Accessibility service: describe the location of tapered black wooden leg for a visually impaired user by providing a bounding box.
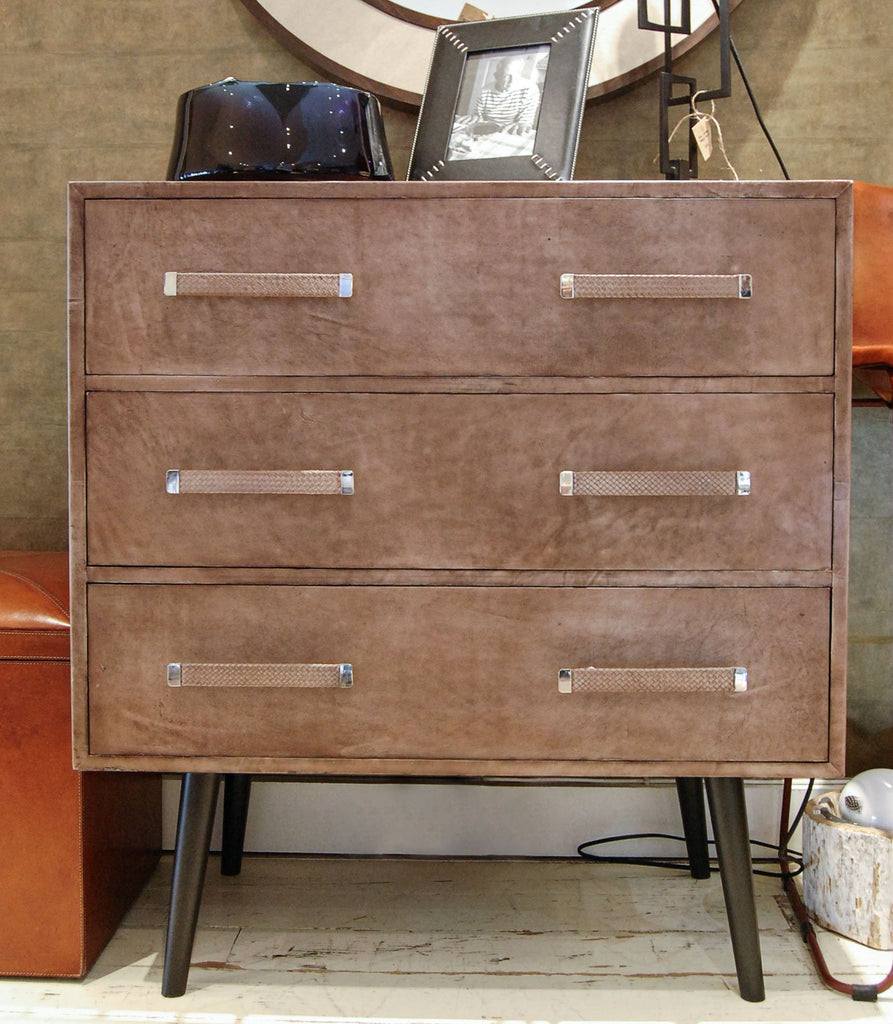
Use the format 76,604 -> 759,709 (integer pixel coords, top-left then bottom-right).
705,777 -> 765,1002
675,777 -> 711,879
162,772 -> 221,998
221,774 -> 252,876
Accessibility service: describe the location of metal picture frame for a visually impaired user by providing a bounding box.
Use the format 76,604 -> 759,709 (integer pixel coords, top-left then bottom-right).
407,8 -> 599,181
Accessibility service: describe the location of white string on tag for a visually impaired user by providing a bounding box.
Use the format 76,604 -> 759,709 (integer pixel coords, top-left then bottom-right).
664,91 -> 739,180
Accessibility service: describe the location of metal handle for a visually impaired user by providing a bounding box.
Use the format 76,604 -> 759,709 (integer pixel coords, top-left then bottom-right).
559,470 -> 750,497
558,666 -> 748,694
168,662 -> 353,688
164,271 -> 353,299
166,469 -> 354,495
560,273 -> 752,300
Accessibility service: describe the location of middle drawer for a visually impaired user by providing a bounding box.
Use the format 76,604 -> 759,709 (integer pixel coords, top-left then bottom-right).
86,391 -> 833,571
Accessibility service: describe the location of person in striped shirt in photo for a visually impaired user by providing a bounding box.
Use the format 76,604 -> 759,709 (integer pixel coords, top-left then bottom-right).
472,60 -> 540,137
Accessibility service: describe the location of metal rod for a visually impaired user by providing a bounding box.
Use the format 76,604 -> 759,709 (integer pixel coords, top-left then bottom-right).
221,774 -> 253,877
162,773 -> 221,998
778,778 -> 893,999
705,777 -> 766,1002
676,778 -> 712,879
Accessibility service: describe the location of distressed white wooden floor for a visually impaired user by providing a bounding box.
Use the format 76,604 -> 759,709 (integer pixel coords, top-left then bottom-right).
1,855 -> 892,1024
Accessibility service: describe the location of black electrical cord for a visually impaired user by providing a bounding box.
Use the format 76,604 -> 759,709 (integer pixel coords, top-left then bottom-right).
578,831 -> 707,872
577,782 -> 814,881
577,832 -> 804,880
710,0 -> 791,180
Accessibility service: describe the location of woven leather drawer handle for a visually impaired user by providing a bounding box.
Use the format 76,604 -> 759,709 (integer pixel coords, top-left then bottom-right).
167,662 -> 353,688
559,470 -> 750,497
166,469 -> 354,495
559,273 -> 752,300
164,271 -> 353,299
559,666 -> 748,694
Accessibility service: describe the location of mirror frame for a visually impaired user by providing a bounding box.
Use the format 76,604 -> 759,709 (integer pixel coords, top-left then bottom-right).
358,1 -> 611,31
239,0 -> 742,109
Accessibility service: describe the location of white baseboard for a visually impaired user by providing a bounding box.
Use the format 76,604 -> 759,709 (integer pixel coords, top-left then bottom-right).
161,777 -> 838,857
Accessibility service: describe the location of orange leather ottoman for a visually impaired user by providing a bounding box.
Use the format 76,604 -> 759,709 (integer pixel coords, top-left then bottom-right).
0,551 -> 161,977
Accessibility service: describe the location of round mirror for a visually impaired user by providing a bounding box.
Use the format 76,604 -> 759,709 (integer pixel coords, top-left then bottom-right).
360,1 -> 599,29
240,0 -> 739,107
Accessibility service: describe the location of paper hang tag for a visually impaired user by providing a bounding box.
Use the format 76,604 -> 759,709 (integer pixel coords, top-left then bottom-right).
692,116 -> 713,161
459,3 -> 490,19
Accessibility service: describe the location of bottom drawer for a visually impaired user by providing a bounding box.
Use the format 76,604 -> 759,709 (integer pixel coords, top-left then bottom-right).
85,584 -> 831,769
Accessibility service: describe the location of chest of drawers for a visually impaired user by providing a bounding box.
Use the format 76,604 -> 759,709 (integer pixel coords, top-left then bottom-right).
69,179 -> 851,779
68,179 -> 852,998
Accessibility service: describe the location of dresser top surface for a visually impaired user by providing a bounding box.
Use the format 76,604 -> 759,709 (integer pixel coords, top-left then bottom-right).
68,179 -> 853,203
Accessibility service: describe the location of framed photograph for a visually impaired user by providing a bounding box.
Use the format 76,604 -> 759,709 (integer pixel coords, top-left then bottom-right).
408,8 -> 599,181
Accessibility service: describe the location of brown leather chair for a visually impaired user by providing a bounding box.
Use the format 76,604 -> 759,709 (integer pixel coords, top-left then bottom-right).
852,181 -> 893,405
847,182 -> 893,774
0,550 -> 161,977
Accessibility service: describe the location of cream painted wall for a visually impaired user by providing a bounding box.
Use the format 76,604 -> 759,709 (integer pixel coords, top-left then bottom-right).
1,3 -> 891,849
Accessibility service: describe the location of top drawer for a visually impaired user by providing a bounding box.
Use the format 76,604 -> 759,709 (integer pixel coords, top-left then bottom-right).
82,195 -> 836,377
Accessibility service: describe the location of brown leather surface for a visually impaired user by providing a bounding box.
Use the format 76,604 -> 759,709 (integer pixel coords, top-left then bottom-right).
88,565 -> 833,587
0,662 -> 161,977
85,391 -> 833,572
69,182 -> 850,777
0,550 -> 70,659
851,181 -> 893,402
83,195 -> 836,378
86,583 -> 831,766
852,181 -> 893,365
0,551 -> 160,978
0,659 -> 85,976
79,770 -> 162,971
